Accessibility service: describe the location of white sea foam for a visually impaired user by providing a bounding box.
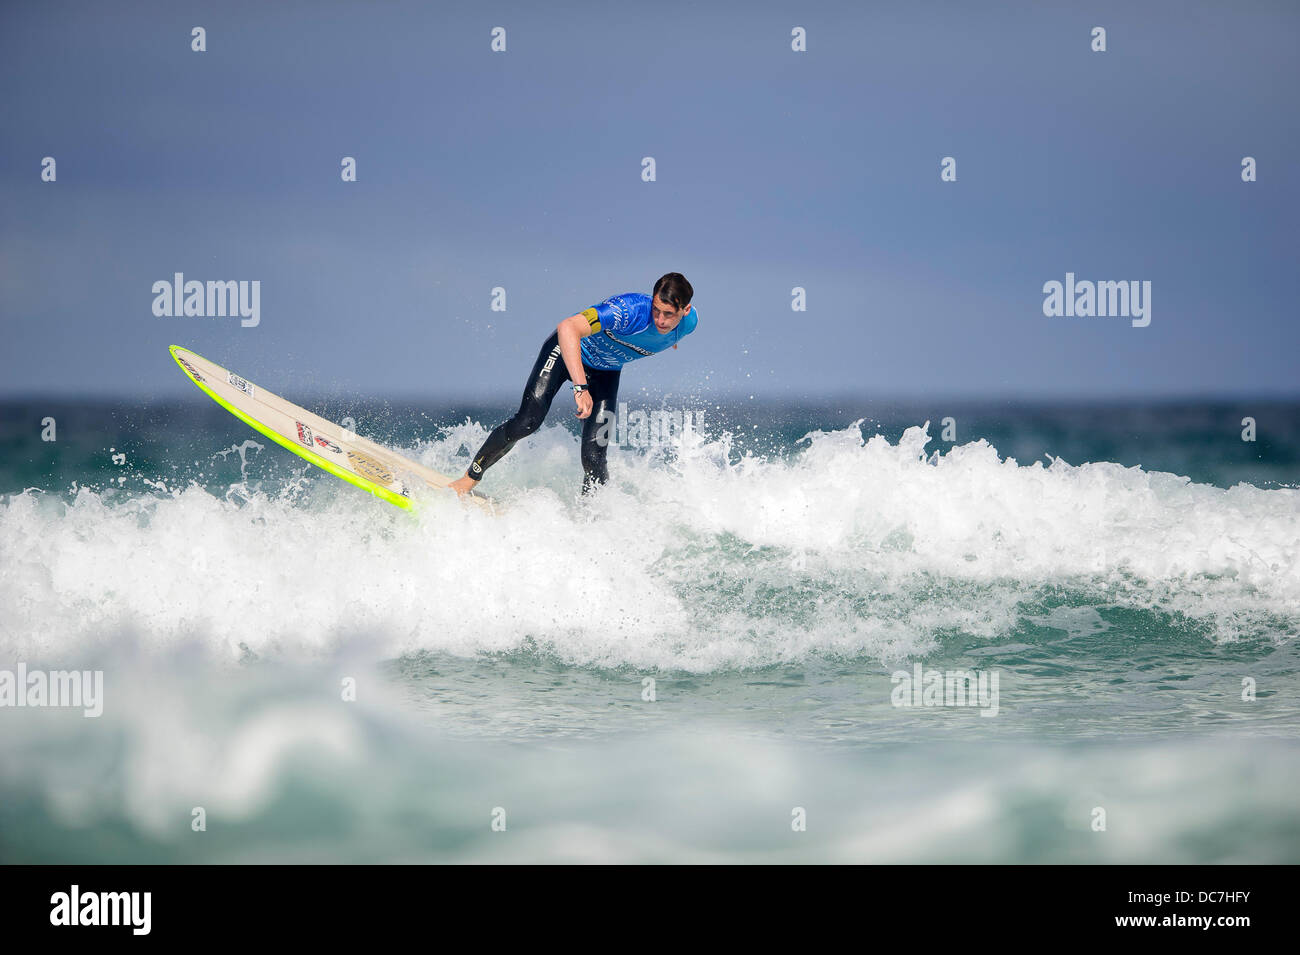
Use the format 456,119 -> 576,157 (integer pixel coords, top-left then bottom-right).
1,421 -> 1297,669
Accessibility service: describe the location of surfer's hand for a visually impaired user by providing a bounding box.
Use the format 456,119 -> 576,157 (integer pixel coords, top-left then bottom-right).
574,390 -> 593,419
449,474 -> 479,497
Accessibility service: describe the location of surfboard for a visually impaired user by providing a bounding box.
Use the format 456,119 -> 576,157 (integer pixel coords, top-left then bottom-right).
169,345 -> 493,512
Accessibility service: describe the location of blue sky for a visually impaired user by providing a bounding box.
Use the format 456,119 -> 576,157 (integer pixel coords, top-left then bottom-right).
2,0 -> 1297,400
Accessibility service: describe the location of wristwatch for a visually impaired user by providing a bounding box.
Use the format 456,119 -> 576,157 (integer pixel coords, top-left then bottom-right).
573,383 -> 589,394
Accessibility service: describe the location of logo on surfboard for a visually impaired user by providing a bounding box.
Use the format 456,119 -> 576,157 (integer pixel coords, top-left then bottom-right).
346,450 -> 395,485
297,421 -> 345,456
227,372 -> 255,398
176,356 -> 206,382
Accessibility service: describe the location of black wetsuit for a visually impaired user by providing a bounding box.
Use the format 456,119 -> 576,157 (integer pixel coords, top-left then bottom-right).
467,331 -> 620,493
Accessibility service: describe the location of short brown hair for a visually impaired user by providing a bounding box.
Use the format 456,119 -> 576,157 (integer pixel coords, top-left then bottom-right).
653,272 -> 694,310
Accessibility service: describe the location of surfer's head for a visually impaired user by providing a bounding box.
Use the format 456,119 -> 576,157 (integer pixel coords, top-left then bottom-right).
652,273 -> 693,332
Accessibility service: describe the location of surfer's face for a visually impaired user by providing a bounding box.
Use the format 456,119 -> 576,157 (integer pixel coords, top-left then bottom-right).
651,295 -> 689,333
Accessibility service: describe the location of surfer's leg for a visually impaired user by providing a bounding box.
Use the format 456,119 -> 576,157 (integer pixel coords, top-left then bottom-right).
580,366 -> 621,493
465,332 -> 569,481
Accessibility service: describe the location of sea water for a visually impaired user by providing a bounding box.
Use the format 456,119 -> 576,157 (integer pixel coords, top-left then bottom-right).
1,398 -> 1298,863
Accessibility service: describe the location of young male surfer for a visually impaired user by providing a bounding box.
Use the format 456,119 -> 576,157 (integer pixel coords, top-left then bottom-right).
449,272 -> 699,496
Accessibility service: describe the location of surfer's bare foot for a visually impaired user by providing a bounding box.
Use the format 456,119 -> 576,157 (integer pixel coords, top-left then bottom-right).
449,474 -> 479,497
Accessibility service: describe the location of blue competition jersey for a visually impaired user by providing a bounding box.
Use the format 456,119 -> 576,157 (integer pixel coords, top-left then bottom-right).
578,292 -> 699,370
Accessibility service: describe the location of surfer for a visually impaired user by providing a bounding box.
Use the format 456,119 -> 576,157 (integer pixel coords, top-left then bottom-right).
450,272 -> 699,496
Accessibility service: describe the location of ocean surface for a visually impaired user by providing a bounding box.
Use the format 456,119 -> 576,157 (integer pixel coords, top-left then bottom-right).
1,396 -> 1298,863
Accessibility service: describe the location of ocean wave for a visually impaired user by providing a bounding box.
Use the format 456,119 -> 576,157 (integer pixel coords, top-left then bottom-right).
2,421 -> 1297,669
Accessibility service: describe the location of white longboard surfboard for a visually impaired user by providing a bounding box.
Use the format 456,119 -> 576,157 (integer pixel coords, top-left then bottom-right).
170,345 -> 493,512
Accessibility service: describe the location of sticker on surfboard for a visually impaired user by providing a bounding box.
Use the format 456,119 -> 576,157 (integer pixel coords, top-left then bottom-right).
226,372 -> 255,398
168,345 -> 493,513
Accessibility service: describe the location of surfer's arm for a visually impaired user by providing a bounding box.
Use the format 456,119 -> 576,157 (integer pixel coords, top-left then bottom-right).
556,311 -> 599,385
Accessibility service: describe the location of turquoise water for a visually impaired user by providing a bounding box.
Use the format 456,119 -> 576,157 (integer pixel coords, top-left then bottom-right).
1,398 -> 1298,862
